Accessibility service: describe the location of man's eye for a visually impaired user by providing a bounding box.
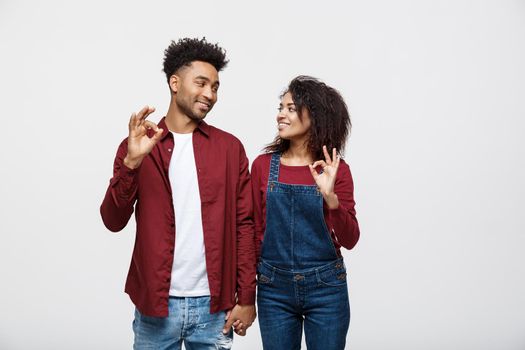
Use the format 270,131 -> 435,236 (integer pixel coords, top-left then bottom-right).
196,82 -> 205,87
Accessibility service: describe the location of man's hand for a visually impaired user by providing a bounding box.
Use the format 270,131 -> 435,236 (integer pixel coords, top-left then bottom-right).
123,106 -> 163,169
222,304 -> 256,336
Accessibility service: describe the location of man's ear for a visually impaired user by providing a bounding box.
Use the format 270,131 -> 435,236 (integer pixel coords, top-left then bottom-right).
169,75 -> 179,93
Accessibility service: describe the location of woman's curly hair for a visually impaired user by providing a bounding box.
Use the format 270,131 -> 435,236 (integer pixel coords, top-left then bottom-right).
264,75 -> 352,160
162,37 -> 228,82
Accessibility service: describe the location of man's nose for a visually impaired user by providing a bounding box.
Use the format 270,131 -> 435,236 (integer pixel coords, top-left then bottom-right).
202,86 -> 214,100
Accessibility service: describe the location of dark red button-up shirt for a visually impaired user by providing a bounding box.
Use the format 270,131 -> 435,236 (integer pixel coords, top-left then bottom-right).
100,118 -> 256,317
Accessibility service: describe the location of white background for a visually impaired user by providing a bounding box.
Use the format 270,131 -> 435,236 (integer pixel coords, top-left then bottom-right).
1,0 -> 524,349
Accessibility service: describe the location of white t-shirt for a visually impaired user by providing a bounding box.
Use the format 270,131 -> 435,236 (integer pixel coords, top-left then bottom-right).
168,132 -> 210,296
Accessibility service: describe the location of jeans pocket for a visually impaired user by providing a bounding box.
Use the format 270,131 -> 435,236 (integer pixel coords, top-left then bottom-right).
256,263 -> 274,286
257,272 -> 273,285
215,327 -> 233,349
317,268 -> 347,287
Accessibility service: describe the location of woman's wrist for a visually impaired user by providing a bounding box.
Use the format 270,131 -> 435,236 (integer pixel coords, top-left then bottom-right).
323,192 -> 339,209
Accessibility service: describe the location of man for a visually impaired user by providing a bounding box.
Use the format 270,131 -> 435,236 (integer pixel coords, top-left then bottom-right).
100,38 -> 256,349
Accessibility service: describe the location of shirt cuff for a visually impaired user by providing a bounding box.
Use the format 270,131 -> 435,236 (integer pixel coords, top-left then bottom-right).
237,289 -> 256,306
327,204 -> 346,218
116,162 -> 139,199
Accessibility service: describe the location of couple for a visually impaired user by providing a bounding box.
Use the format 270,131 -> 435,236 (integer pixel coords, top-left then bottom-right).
100,38 -> 360,350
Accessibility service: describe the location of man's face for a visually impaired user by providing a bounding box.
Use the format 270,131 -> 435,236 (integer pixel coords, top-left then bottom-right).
172,61 -> 219,121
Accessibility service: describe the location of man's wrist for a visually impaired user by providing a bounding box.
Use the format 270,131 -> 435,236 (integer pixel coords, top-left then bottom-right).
123,154 -> 143,169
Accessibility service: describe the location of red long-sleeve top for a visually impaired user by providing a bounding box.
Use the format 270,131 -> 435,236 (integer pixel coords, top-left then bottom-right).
250,153 -> 360,260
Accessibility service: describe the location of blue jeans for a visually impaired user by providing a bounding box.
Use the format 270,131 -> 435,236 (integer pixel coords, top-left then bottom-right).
257,260 -> 350,350
132,296 -> 233,350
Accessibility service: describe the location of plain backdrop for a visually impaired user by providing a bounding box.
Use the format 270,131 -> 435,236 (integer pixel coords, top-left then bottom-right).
1,0 -> 524,349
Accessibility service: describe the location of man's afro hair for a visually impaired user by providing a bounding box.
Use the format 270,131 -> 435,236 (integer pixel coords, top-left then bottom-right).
163,37 -> 228,82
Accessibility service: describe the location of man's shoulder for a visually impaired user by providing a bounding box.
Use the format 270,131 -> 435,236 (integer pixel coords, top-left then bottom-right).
206,124 -> 244,147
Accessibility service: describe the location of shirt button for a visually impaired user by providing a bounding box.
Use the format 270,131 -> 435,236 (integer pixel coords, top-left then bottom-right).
168,148 -> 172,152
170,223 -> 174,227
169,248 -> 174,254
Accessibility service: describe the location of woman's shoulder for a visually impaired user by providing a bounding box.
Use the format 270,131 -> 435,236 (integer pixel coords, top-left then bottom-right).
252,153 -> 273,169
336,158 -> 354,182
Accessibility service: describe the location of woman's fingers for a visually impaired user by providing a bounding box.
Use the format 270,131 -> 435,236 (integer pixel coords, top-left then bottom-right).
308,164 -> 320,180
312,160 -> 327,169
323,145 -> 332,164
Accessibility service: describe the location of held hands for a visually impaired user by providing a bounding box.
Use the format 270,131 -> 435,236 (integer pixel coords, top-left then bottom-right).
123,106 -> 164,169
222,304 -> 256,337
308,145 -> 340,209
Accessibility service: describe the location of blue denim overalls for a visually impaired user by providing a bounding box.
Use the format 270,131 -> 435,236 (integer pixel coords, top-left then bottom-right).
257,153 -> 350,350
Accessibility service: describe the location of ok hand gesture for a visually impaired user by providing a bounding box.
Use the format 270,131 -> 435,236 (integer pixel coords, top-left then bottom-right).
308,146 -> 340,209
123,106 -> 164,169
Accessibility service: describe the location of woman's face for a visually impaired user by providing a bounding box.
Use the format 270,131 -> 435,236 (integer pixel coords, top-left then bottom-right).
277,92 -> 311,142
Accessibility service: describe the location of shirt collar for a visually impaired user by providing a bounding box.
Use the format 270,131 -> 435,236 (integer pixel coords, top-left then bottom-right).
158,117 -> 210,140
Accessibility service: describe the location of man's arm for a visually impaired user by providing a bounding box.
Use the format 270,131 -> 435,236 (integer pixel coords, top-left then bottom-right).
100,106 -> 163,232
100,139 -> 138,232
223,143 -> 256,336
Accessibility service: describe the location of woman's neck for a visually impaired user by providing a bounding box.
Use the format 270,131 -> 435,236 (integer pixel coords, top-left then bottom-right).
281,140 -> 313,166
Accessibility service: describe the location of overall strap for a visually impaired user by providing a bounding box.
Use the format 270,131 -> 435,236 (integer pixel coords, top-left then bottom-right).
268,152 -> 281,183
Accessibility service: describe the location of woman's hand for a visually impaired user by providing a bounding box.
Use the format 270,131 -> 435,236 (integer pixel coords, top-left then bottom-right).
309,146 -> 340,209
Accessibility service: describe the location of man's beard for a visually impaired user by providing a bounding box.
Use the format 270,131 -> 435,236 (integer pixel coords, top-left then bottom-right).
178,98 -> 212,122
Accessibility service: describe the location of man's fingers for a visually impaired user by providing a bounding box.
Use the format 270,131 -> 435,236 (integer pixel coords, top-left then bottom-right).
129,112 -> 138,129
136,105 -> 155,121
223,315 -> 235,334
234,323 -> 246,336
129,105 -> 155,131
222,310 -> 236,334
143,120 -> 159,130
151,128 -> 164,142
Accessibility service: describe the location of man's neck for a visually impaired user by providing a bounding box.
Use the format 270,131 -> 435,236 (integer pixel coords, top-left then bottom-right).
165,102 -> 199,134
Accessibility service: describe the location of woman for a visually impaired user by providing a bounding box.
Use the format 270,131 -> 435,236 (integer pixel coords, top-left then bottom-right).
251,76 -> 360,349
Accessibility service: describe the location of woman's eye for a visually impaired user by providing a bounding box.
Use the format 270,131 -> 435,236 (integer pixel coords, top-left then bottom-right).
288,107 -> 296,112
277,107 -> 283,112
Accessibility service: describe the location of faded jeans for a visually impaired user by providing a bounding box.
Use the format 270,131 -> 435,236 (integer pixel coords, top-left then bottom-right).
133,296 -> 233,350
